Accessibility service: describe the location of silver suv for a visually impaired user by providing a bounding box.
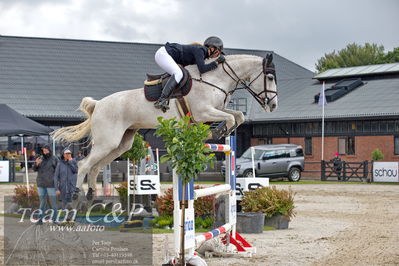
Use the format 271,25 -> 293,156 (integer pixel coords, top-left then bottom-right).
235,144 -> 305,181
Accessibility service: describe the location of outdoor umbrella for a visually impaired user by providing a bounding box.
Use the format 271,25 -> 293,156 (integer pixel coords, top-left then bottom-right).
0,104 -> 52,186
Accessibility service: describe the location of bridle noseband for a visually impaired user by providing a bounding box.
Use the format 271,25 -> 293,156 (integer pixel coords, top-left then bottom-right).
193,55 -> 278,107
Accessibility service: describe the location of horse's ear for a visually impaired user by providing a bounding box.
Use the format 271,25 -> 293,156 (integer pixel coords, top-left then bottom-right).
266,53 -> 273,66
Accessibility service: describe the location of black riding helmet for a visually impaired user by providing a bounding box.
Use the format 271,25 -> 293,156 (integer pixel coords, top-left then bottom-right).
204,36 -> 223,56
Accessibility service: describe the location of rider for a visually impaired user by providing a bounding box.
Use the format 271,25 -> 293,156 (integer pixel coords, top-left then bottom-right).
154,36 -> 226,111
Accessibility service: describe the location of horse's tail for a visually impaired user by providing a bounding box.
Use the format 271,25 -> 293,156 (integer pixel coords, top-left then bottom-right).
51,97 -> 97,143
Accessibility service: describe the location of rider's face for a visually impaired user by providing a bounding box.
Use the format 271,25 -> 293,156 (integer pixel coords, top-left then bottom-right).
209,47 -> 220,58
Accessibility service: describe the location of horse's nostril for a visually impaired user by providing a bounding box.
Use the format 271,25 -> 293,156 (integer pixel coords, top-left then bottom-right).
272,104 -> 276,109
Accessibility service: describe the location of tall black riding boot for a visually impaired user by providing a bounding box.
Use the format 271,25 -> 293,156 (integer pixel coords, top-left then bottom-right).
154,74 -> 178,112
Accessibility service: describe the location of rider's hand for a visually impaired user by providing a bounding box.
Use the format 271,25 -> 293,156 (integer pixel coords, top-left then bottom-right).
216,55 -> 225,64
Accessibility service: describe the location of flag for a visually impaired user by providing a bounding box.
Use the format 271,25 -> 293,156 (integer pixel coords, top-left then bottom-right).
318,81 -> 327,106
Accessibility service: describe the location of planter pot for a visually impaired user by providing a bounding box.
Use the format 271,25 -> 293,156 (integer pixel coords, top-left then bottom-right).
264,214 -> 289,229
236,212 -> 265,234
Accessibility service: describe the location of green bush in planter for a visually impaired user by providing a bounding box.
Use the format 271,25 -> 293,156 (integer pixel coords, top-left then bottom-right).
240,186 -> 296,220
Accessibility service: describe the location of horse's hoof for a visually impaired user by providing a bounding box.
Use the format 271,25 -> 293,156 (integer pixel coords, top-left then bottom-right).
211,130 -> 223,140
86,188 -> 94,201
72,192 -> 79,201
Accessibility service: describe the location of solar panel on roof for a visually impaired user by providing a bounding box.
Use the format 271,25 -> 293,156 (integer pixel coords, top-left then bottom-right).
314,63 -> 399,79
314,78 -> 364,102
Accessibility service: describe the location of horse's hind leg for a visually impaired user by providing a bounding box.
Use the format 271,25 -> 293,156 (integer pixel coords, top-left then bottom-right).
85,129 -> 137,200
74,127 -> 127,200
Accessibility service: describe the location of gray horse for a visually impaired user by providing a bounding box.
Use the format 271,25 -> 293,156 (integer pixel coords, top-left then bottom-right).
51,54 -> 278,200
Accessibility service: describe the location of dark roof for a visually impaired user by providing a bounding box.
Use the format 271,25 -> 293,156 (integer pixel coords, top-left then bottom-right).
251,72 -> 399,122
5,35 -> 397,124
314,63 -> 399,80
0,35 -> 314,122
0,104 -> 52,136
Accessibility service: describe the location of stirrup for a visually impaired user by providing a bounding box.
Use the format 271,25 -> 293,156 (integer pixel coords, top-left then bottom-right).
154,98 -> 169,110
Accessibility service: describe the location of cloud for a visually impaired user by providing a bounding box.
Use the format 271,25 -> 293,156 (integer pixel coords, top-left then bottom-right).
0,0 -> 398,71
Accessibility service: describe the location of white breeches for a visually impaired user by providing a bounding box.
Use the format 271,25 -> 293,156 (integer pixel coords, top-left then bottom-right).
155,46 -> 183,83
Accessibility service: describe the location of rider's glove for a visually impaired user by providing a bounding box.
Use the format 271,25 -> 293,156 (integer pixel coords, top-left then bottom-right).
216,55 -> 225,64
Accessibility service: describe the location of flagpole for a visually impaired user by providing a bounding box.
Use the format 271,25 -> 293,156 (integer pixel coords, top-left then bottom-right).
321,81 -> 325,161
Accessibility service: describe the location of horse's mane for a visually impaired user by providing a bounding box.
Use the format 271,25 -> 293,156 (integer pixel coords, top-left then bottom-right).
185,54 -> 262,78
224,54 -> 261,61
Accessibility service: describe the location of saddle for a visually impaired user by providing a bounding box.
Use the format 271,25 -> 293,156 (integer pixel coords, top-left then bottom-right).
144,67 -> 192,102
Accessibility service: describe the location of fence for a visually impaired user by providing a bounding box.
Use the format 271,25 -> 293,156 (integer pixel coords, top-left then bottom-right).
321,160 -> 369,181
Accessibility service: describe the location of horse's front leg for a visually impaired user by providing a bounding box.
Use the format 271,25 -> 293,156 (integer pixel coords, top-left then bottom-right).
195,108 -> 236,139
222,108 -> 245,135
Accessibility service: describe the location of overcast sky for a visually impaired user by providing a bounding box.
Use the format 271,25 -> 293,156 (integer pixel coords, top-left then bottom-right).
0,0 -> 398,71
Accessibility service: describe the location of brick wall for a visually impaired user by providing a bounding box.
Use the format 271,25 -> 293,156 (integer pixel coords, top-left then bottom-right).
251,135 -> 399,179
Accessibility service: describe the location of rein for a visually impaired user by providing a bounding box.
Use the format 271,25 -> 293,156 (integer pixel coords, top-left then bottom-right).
192,59 -> 277,107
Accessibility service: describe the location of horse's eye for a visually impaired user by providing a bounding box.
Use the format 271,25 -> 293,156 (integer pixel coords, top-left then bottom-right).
268,76 -> 274,81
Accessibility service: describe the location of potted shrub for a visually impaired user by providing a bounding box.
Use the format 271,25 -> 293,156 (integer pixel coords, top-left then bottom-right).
240,186 -> 295,229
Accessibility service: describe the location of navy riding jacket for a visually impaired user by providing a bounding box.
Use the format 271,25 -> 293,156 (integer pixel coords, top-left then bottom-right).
165,43 -> 218,74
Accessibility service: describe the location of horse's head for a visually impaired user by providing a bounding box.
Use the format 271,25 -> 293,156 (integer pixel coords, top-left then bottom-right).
258,53 -> 278,112
263,53 -> 278,111
240,53 -> 278,112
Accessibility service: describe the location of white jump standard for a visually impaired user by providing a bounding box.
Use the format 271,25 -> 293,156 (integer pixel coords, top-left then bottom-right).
172,136 -> 254,258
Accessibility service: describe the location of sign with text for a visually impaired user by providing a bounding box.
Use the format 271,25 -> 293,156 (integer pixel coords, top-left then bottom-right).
128,175 -> 160,195
0,161 -> 9,182
236,177 -> 269,200
373,162 -> 399,182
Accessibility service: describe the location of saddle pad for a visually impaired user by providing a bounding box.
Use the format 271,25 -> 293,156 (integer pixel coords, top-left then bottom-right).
144,68 -> 192,102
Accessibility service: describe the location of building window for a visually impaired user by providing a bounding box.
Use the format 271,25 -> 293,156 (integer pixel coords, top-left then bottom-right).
228,98 -> 247,115
338,137 -> 355,155
395,136 -> 399,155
347,136 -> 355,155
257,138 -> 272,145
305,137 -> 312,155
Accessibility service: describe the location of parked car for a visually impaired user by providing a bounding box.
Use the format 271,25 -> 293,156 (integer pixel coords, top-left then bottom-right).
224,144 -> 305,181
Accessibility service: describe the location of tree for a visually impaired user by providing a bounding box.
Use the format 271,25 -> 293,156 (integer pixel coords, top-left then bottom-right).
119,133 -> 147,210
121,133 -> 147,176
155,115 -> 214,266
316,43 -> 386,73
381,47 -> 399,63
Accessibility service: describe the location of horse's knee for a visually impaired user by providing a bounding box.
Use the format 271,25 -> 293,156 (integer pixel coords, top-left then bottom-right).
236,113 -> 245,125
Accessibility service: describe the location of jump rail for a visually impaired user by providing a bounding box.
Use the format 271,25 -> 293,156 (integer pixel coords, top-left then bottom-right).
172,136 -> 253,258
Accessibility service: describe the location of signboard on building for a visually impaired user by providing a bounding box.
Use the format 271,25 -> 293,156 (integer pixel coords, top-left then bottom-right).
373,162 -> 399,182
0,161 -> 9,182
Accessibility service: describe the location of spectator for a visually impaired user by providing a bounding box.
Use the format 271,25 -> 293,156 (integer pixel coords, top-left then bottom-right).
54,148 -> 78,209
28,150 -> 36,169
332,153 -> 343,180
76,151 -> 85,162
33,144 -> 59,223
139,146 -> 155,175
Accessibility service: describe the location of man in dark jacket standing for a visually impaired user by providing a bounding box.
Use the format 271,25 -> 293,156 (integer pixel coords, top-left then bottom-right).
33,144 -> 58,223
54,148 -> 78,208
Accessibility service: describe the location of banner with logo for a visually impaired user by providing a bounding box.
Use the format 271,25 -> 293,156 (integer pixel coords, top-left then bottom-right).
128,175 -> 160,195
236,177 -> 269,200
373,162 -> 399,182
0,161 -> 9,182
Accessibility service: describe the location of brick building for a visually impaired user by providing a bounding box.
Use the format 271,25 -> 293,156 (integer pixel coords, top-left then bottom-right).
248,63 -> 399,177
